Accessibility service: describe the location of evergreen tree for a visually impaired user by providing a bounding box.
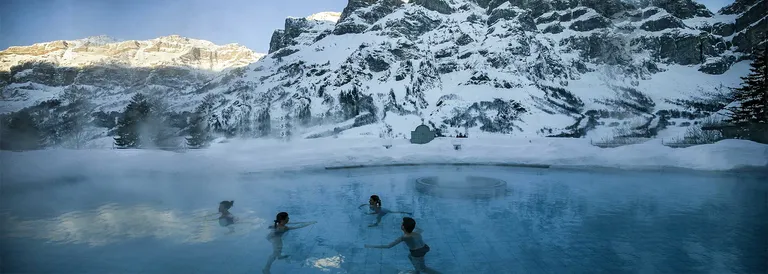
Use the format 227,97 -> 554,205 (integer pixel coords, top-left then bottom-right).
256,107 -> 271,137
298,102 -> 312,126
317,85 -> 327,97
237,110 -> 254,138
145,96 -> 178,148
114,93 -> 151,148
186,95 -> 217,148
726,46 -> 768,125
186,114 -> 209,148
339,87 -> 361,120
24,99 -> 63,147
280,113 -> 293,140
1,111 -> 42,150
60,88 -> 95,149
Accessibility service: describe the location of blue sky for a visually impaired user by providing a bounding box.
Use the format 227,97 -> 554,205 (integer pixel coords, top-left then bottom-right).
0,0 -> 733,53
0,0 -> 348,53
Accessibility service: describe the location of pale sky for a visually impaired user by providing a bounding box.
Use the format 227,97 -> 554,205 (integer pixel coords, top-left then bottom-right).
0,0 -> 735,53
0,0 -> 348,53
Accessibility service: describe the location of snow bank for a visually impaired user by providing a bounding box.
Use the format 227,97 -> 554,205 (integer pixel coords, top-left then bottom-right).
2,137 -> 765,184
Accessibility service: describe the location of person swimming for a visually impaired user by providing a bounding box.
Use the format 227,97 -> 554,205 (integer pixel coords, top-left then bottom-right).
358,195 -> 412,227
217,200 -> 237,227
365,217 -> 439,273
263,212 -> 317,274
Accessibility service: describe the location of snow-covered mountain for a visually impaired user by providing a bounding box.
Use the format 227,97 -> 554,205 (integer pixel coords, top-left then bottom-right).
0,35 -> 261,72
1,1 -> 766,147
0,35 -> 264,113
198,0 -> 766,141
269,12 -> 343,54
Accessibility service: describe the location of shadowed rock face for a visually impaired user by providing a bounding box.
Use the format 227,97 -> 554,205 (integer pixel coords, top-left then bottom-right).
719,0 -> 761,15
269,13 -> 341,54
334,0 -> 404,35
648,0 -> 713,19
719,0 -> 767,53
484,0 -> 635,18
639,14 -> 686,31
413,0 -> 455,14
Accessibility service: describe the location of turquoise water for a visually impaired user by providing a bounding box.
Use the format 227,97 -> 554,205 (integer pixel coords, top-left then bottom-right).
1,166 -> 766,273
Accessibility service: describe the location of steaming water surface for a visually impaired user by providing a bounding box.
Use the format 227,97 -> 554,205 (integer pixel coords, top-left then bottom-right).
1,166 -> 766,273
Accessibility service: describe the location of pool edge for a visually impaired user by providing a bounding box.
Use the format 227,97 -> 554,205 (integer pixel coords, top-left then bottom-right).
324,162 -> 551,170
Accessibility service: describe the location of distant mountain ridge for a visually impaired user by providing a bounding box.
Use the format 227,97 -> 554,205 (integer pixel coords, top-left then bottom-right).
0,34 -> 263,72
0,34 -> 265,114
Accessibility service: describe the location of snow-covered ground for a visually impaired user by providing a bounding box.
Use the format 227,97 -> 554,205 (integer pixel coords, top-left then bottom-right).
3,137 -> 766,186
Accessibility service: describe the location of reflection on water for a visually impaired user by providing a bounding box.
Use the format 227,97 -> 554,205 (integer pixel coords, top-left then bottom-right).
1,203 -> 266,246
415,176 -> 508,199
1,166 -> 766,273
304,254 -> 345,272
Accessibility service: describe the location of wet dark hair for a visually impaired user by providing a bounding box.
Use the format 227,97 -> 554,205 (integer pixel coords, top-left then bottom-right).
274,212 -> 289,228
370,195 -> 381,207
219,200 -> 234,209
402,217 -> 416,233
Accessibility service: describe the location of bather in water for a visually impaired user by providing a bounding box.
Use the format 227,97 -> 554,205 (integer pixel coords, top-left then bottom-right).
263,211 -> 316,274
365,217 -> 440,273
217,200 -> 238,232
359,195 -> 412,227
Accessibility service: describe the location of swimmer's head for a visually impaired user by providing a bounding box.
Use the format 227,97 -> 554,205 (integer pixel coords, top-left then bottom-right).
369,195 -> 381,207
274,212 -> 289,228
219,200 -> 234,212
401,217 -> 416,233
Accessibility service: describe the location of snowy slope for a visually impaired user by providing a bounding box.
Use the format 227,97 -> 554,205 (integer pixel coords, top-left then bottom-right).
191,0 -> 764,142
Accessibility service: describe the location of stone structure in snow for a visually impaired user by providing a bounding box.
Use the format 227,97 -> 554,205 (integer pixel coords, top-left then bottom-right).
411,124 -> 436,144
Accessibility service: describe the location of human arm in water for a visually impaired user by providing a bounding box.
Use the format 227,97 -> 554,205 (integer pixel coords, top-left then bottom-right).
369,208 -> 411,215
198,212 -> 221,220
285,221 -> 317,230
358,203 -> 369,209
205,212 -> 235,221
365,236 -> 404,249
286,221 -> 315,225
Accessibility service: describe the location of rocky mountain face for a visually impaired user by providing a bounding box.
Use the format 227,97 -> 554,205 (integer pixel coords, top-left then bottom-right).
197,0 -> 765,141
269,12 -> 342,54
0,35 -> 264,113
1,1 -> 766,148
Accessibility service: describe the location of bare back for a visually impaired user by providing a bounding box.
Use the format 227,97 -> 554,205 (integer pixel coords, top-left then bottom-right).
401,232 -> 426,250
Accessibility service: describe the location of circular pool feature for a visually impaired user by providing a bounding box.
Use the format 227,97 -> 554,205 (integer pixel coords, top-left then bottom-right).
415,176 -> 508,199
